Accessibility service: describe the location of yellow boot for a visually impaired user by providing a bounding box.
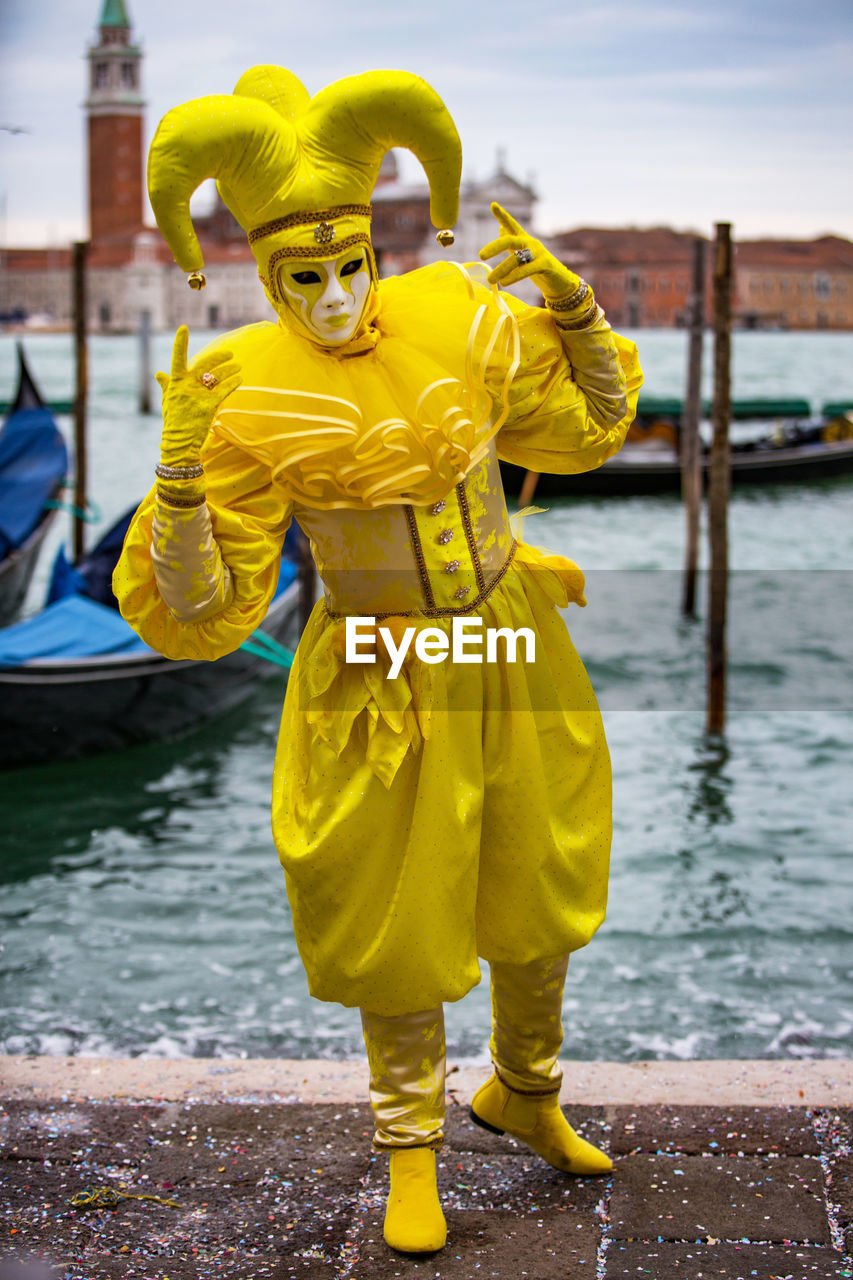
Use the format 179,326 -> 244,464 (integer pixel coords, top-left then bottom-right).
479,956 -> 612,1175
383,1147 -> 447,1253
470,1070 -> 612,1175
360,1007 -> 448,1252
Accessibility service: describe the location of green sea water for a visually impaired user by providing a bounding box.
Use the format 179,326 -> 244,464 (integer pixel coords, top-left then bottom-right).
1,329 -> 851,1063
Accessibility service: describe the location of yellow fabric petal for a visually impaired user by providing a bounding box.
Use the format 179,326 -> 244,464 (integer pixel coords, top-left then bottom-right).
513,539 -> 588,609
295,605 -> 443,791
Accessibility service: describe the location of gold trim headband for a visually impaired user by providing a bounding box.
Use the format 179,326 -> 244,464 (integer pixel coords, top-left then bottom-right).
248,204 -> 372,245
261,233 -> 376,303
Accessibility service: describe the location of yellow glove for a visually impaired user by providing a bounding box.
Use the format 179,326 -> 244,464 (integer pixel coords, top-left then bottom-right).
478,202 -> 592,315
156,326 -> 242,470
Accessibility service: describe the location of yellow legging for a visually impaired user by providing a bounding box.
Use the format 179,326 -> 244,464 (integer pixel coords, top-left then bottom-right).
361,954 -> 569,1149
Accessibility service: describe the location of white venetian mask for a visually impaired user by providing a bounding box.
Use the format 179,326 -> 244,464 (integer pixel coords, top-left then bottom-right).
276,248 -> 373,346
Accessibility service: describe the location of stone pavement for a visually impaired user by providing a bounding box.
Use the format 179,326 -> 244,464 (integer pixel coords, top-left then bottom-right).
1,1061 -> 851,1280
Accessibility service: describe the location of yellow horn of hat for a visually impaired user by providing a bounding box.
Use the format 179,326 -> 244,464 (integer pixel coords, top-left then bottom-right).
296,71 -> 461,229
231,64 -> 311,122
147,93 -> 302,273
147,67 -> 462,278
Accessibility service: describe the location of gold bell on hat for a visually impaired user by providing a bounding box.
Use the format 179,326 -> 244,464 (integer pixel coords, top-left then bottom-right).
436,229 -> 455,247
187,271 -> 206,290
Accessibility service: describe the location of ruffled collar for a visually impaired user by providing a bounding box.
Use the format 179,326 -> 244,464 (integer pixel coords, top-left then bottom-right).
214,263 -> 521,511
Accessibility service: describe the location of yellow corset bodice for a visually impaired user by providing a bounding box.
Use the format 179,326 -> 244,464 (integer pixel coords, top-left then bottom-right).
295,441 -> 515,618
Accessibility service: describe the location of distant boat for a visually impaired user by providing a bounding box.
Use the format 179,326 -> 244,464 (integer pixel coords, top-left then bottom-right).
500,398 -> 853,498
0,345 -> 68,624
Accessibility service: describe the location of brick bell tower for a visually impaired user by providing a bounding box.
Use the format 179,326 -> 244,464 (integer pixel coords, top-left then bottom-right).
85,0 -> 145,244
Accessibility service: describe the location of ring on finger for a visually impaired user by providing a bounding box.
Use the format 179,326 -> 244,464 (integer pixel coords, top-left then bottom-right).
514,248 -> 534,265
200,372 -> 219,389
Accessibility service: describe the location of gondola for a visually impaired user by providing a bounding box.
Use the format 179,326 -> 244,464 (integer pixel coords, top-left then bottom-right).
0,353 -> 302,770
500,400 -> 853,498
0,518 -> 301,770
0,345 -> 68,624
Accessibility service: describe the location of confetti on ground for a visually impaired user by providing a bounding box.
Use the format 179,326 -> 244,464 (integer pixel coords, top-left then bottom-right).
0,1096 -> 851,1278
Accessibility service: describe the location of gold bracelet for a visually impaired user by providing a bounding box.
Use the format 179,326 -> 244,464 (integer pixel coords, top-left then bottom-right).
155,462 -> 204,481
547,280 -> 591,312
553,303 -> 603,332
156,487 -> 206,509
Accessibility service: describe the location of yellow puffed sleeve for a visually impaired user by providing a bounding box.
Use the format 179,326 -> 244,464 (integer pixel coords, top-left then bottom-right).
113,432 -> 293,662
493,293 -> 643,475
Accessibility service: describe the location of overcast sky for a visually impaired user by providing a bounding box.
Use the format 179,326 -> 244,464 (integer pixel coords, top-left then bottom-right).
2,0 -> 852,248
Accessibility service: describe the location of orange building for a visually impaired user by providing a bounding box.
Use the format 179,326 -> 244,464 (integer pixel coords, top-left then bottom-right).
549,227 -> 703,328
549,227 -> 853,331
735,237 -> 853,330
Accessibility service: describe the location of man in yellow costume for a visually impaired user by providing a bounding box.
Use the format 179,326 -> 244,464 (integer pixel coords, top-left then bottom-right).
114,66 -> 643,1255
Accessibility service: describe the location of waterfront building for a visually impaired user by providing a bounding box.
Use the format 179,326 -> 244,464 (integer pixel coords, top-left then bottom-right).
734,237 -> 853,331
550,227 -> 700,329
1,2 -> 849,332
551,228 -> 853,331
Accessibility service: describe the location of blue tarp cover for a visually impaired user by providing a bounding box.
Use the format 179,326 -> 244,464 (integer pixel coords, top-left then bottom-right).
0,406 -> 68,560
0,595 -> 153,664
0,556 -> 298,666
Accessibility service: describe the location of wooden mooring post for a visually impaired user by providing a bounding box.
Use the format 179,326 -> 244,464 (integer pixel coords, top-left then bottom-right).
72,241 -> 89,564
680,237 -> 705,617
706,223 -> 732,734
138,309 -> 152,414
518,470 -> 541,507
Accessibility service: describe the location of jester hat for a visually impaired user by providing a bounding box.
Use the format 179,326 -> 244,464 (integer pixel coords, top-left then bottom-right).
147,66 -> 462,301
